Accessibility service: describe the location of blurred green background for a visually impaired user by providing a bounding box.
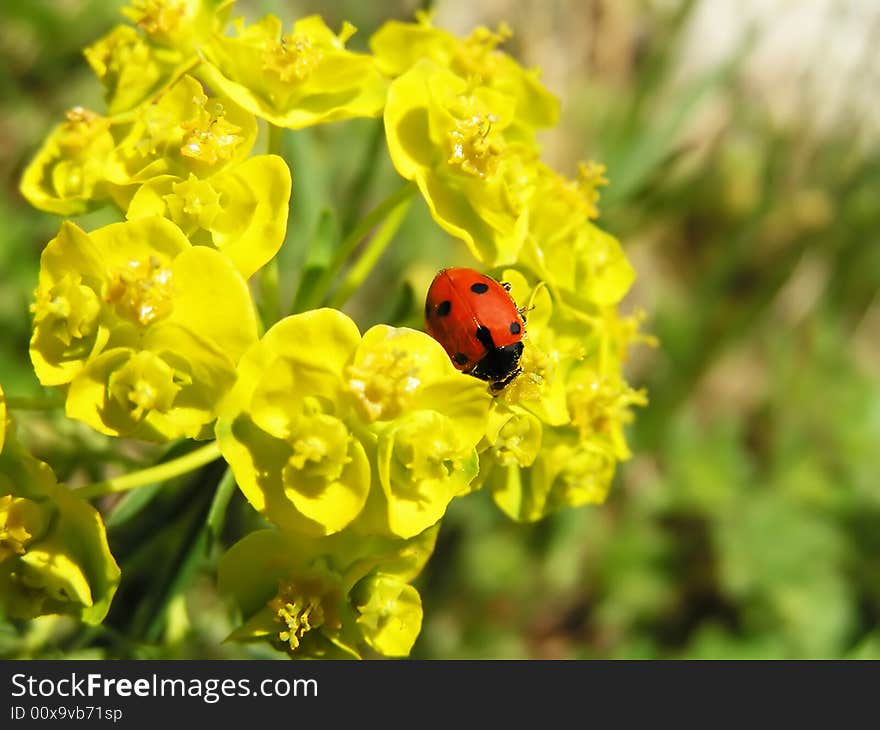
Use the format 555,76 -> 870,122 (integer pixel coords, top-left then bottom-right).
1,0 -> 878,659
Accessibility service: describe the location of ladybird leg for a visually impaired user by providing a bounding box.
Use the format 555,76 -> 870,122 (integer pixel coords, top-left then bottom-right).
500,281 -> 512,292
490,366 -> 523,393
517,305 -> 534,323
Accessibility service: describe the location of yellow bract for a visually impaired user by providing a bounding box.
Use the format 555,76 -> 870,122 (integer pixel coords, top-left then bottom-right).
218,527 -> 437,658
15,1 -> 647,659
84,24 -> 186,115
20,107 -> 118,216
371,15 -> 560,137
199,14 -> 388,129
216,309 -> 490,538
384,59 -> 535,266
0,436 -> 120,624
126,154 -> 292,278
474,270 -> 648,522
519,163 -> 635,307
20,75 -> 259,221
30,217 -> 257,441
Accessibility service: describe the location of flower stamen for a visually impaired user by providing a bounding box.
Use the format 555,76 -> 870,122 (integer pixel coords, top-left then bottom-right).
269,577 -> 341,653
262,33 -> 324,82
105,256 -> 174,326
447,112 -> 502,178
180,102 -> 243,165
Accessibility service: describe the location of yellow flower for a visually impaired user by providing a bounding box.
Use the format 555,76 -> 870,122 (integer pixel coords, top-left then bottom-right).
519,162 -> 634,307
371,14 -> 559,138
106,74 -> 257,208
216,309 -> 490,538
199,14 -> 388,128
84,24 -> 187,115
30,217 -> 258,441
218,526 -> 436,658
0,434 -> 120,624
125,154 -> 292,278
475,270 -> 647,522
384,59 -> 536,265
120,0 -> 232,49
19,75 -> 258,216
19,107 -> 120,215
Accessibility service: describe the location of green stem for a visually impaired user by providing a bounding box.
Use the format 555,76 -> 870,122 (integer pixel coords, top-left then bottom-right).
328,195 -> 413,308
206,466 -> 237,543
4,393 -> 65,411
259,256 -> 281,327
76,441 -> 222,500
267,122 -> 285,157
340,119 -> 386,234
259,123 -> 286,325
302,181 -> 417,311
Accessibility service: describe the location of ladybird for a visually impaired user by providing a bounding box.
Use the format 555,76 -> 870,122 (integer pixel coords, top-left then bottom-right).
424,267 -> 526,391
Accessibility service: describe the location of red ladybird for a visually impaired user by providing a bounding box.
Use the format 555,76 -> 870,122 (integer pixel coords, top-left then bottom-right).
424,267 -> 526,391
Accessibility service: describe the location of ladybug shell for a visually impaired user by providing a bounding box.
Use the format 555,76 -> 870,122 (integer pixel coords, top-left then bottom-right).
424,267 -> 525,377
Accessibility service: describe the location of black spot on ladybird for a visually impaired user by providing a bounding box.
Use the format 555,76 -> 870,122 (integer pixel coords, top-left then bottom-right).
453,352 -> 468,366
475,325 -> 495,349
470,282 -> 489,294
436,300 -> 451,316
509,321 -> 521,335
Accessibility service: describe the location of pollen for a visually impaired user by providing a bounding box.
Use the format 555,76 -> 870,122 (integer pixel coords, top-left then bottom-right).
59,106 -> 108,151
269,578 -> 341,653
65,106 -> 99,128
105,256 -> 174,327
346,348 -> 422,423
262,32 -> 324,83
447,112 -> 502,178
180,103 -> 243,166
123,0 -> 187,37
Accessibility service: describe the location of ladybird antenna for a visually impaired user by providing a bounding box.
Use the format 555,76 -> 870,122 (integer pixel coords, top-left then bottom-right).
523,280 -> 547,313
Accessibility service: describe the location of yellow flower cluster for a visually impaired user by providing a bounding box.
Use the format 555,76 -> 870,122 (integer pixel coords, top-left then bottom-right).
375,15 -> 648,521
13,1 -> 647,657
0,385 -> 120,624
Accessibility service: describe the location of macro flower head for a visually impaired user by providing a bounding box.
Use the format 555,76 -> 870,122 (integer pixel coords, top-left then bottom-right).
216,308 -> 490,539
19,106 -> 119,216
384,58 -> 538,266
519,162 -> 635,309
30,216 -> 257,441
218,526 -> 436,658
120,0 -> 233,50
9,2 -> 650,662
200,14 -> 387,129
126,153 -> 291,278
473,270 -> 647,522
106,74 -> 258,205
372,14 -> 559,137
20,75 -> 258,218
0,428 -> 120,624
